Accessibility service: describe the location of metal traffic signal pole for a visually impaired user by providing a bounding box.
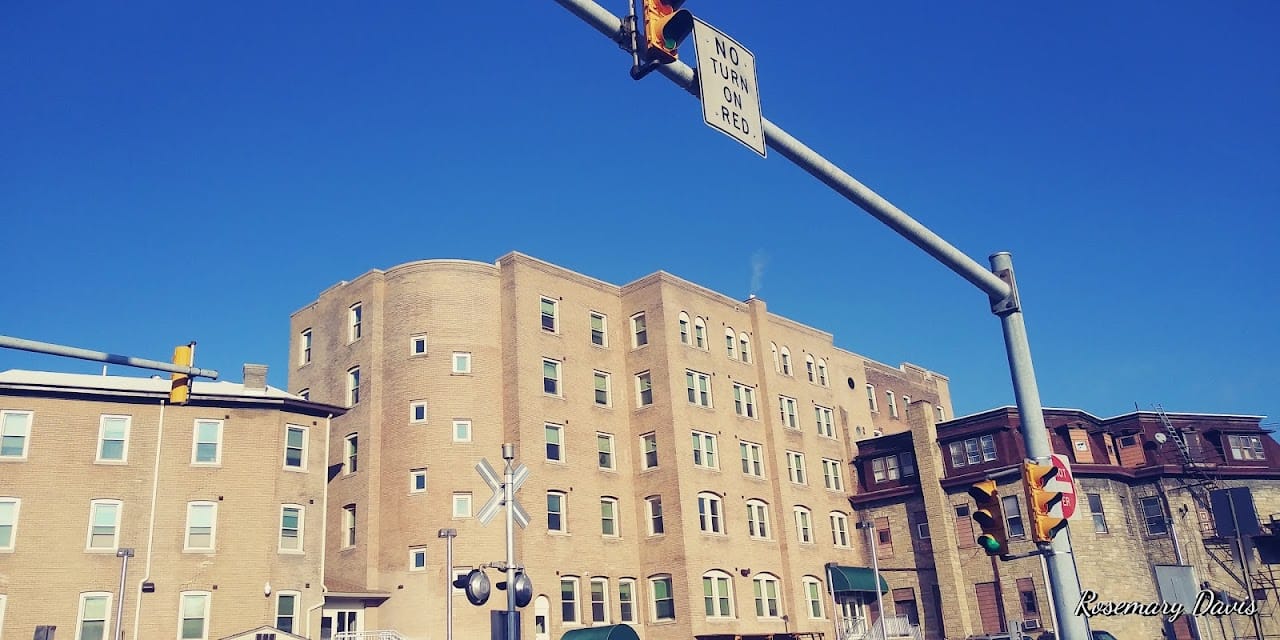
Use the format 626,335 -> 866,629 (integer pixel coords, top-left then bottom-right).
549,2 -> 1091,639
0,335 -> 219,380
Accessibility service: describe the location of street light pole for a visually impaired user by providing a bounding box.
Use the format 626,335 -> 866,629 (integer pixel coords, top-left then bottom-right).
856,521 -> 885,635
438,529 -> 458,640
114,548 -> 134,640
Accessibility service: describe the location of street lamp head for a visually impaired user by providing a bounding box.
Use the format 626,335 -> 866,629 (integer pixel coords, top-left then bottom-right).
116,548 -> 135,558
438,528 -> 458,538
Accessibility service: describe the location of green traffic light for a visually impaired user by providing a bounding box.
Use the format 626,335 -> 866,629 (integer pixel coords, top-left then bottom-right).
978,535 -> 1002,553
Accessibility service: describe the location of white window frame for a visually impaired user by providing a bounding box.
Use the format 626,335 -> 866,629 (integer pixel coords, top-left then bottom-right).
702,570 -> 735,619
76,591 -> 113,640
697,492 -> 724,534
178,590 -> 211,640
184,501 -> 217,552
830,512 -> 851,548
805,354 -> 816,382
794,506 -> 813,544
191,419 -> 222,466
739,332 -> 752,363
815,405 -> 835,438
786,451 -> 807,485
280,504 -> 304,553
593,371 -> 612,407
348,303 -> 362,342
678,311 -> 691,345
540,296 -> 559,333
936,405 -> 946,422
452,493 -> 472,519
346,367 -> 361,407
299,329 -> 312,366
733,383 -> 757,419
803,576 -> 825,619
86,499 -> 122,551
344,434 -> 359,474
410,400 -> 428,424
275,591 -> 301,634
725,327 -> 738,359
590,577 -> 610,624
693,317 -> 707,349
780,347 -> 792,375
561,576 -> 581,625
692,431 -> 718,470
631,313 -> 648,348
866,384 -> 878,412
590,311 -> 608,347
342,504 -> 356,547
685,370 -> 712,408
779,396 -> 798,429
747,499 -> 771,539
817,359 -> 828,386
640,433 -> 658,469
543,358 -> 563,397
547,491 -> 567,533
887,391 -> 899,418
619,578 -> 638,623
410,333 -> 427,356
597,433 -> 615,470
453,419 -> 472,443
822,458 -> 845,491
770,342 -> 780,371
740,441 -> 764,478
601,497 -> 619,537
410,468 -> 428,494
545,423 -> 564,462
0,594 -> 7,636
645,495 -> 664,536
753,574 -> 781,618
649,575 -> 676,622
635,371 -> 654,407
452,352 -> 472,374
284,424 -> 308,471
1229,434 -> 1266,461
0,496 -> 20,551
95,414 -> 131,464
410,546 -> 427,571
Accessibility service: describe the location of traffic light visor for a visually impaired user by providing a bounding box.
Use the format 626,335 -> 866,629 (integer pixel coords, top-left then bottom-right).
967,479 -> 997,502
661,10 -> 694,50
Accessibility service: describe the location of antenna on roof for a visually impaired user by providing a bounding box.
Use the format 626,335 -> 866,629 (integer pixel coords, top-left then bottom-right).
102,365 -> 108,376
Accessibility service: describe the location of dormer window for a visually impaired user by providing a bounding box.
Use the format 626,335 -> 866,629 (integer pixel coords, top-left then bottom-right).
870,453 -> 916,483
1228,435 -> 1266,461
948,435 -> 997,468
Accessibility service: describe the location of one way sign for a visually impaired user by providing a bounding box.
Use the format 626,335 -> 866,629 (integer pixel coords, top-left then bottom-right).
475,458 -> 530,529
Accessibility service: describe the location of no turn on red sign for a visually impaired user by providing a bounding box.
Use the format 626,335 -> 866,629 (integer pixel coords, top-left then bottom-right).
692,18 -> 766,158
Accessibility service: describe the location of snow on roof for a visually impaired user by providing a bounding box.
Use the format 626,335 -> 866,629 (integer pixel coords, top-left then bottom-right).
0,369 -> 300,400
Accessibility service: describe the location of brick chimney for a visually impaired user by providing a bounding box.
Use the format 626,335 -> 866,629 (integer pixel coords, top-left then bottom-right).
243,364 -> 268,391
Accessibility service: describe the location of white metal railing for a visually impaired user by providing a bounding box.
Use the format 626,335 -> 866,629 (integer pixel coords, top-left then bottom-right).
333,631 -> 406,640
842,616 -> 921,640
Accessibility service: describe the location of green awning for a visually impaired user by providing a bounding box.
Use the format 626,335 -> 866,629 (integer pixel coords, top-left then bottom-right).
561,624 -> 641,640
828,565 -> 889,595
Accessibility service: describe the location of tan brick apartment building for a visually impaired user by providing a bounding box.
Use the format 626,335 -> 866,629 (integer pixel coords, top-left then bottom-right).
0,367 -> 344,640
852,404 -> 1280,640
288,252 -> 954,640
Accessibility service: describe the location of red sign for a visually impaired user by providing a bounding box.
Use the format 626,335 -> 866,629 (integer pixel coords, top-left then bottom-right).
1050,454 -> 1077,519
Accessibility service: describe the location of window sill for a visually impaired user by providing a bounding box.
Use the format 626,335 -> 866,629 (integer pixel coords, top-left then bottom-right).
548,531 -> 572,537
94,460 -> 129,466
450,371 -> 473,376
593,403 -> 613,411
0,457 -> 29,463
283,466 -> 309,474
183,549 -> 216,554
633,404 -> 655,413
190,463 -> 222,469
278,549 -> 306,556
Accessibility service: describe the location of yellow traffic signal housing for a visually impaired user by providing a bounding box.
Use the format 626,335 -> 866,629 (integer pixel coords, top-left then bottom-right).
1022,461 -> 1069,542
967,479 -> 1009,557
641,0 -> 694,63
170,344 -> 193,405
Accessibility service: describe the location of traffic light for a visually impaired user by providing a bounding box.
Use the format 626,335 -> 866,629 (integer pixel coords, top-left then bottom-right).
170,343 -> 194,404
1022,461 -> 1069,542
641,0 -> 693,64
968,479 -> 1009,557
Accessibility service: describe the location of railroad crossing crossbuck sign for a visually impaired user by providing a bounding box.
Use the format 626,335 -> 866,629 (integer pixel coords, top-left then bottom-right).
475,458 -> 530,528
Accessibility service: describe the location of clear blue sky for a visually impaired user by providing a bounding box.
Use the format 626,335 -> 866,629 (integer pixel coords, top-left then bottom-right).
3,2 -> 1277,425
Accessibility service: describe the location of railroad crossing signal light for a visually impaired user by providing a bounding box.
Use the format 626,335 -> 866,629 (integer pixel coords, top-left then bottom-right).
968,479 -> 1009,557
455,569 -> 491,606
641,0 -> 694,64
170,343 -> 194,405
1022,461 -> 1069,542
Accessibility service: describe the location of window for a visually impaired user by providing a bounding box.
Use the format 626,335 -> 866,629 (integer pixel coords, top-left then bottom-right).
411,334 -> 427,355
770,343 -> 780,372
645,496 -> 664,535
678,312 -> 691,345
545,424 -> 563,462
650,575 -> 675,621
1140,496 -> 1168,536
179,591 -> 210,640
276,592 -> 299,633
541,297 -> 559,333
936,405 -> 946,422
753,574 -> 781,618
780,347 -> 792,375
636,372 -> 653,407
619,579 -> 637,623
949,435 -> 998,468
641,433 -> 658,469
740,441 -> 764,478
886,391 -> 898,418
344,434 -> 359,473
703,571 -> 734,618
185,502 -> 217,551
805,355 -> 816,382
93,415 -> 131,463
284,425 -> 307,470
803,577 -> 825,619
686,370 -> 712,407
192,420 -> 222,465
1088,493 -> 1108,534
817,359 -> 828,386
739,332 -> 751,363
830,512 -> 850,547
410,401 -> 428,423
547,491 -> 566,532
694,317 -> 707,349
87,500 -> 121,551
1003,495 -> 1026,538
866,384 -> 878,412
452,493 -> 472,518
779,396 -> 798,429
725,328 -> 737,359
0,497 -> 19,551
453,419 -> 472,443
601,497 -> 619,536
597,433 -> 615,470
872,453 -> 913,483
631,313 -> 648,348
902,395 -> 911,417
692,431 -> 718,469
452,352 -> 472,374
410,468 -> 428,493
348,303 -> 363,342
980,435 -> 997,461
561,578 -> 580,624
815,405 -> 835,438
917,522 -> 931,539
594,371 -> 612,406
1228,434 -> 1266,461
590,312 -> 608,347
543,359 -> 562,396
786,451 -> 807,484
1017,578 -> 1039,617
697,492 -> 724,533
346,367 -> 361,407
299,329 -> 312,365
77,592 -> 112,640
591,578 -> 609,624
733,384 -> 757,418
901,452 -> 916,477
410,546 -> 427,571
342,505 -> 356,547
280,505 -> 303,552
876,517 -> 893,555
747,500 -> 771,539
794,507 -> 813,543
822,458 -> 844,491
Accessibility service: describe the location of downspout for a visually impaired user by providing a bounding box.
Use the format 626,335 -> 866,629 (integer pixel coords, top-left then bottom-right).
132,398 -> 166,640
305,413 -> 334,638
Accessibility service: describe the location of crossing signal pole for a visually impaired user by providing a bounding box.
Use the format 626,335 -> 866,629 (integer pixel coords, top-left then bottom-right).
0,336 -> 218,386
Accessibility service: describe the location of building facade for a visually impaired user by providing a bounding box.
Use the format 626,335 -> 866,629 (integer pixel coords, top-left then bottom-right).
0,366 -> 343,640
288,252 -> 954,640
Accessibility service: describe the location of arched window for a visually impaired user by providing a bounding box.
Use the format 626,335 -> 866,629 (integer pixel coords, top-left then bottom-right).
802,576 -> 825,619
770,343 -> 780,372
534,595 -> 551,640
697,492 -> 724,534
793,506 -> 814,544
738,332 -> 751,363
746,499 -> 770,539
694,317 -> 707,349
725,328 -> 737,359
817,359 -> 828,386
780,347 -> 792,376
866,384 -> 878,412
805,354 -> 816,383
678,312 -> 691,345
829,512 -> 850,547
702,570 -> 735,618
752,573 -> 781,618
